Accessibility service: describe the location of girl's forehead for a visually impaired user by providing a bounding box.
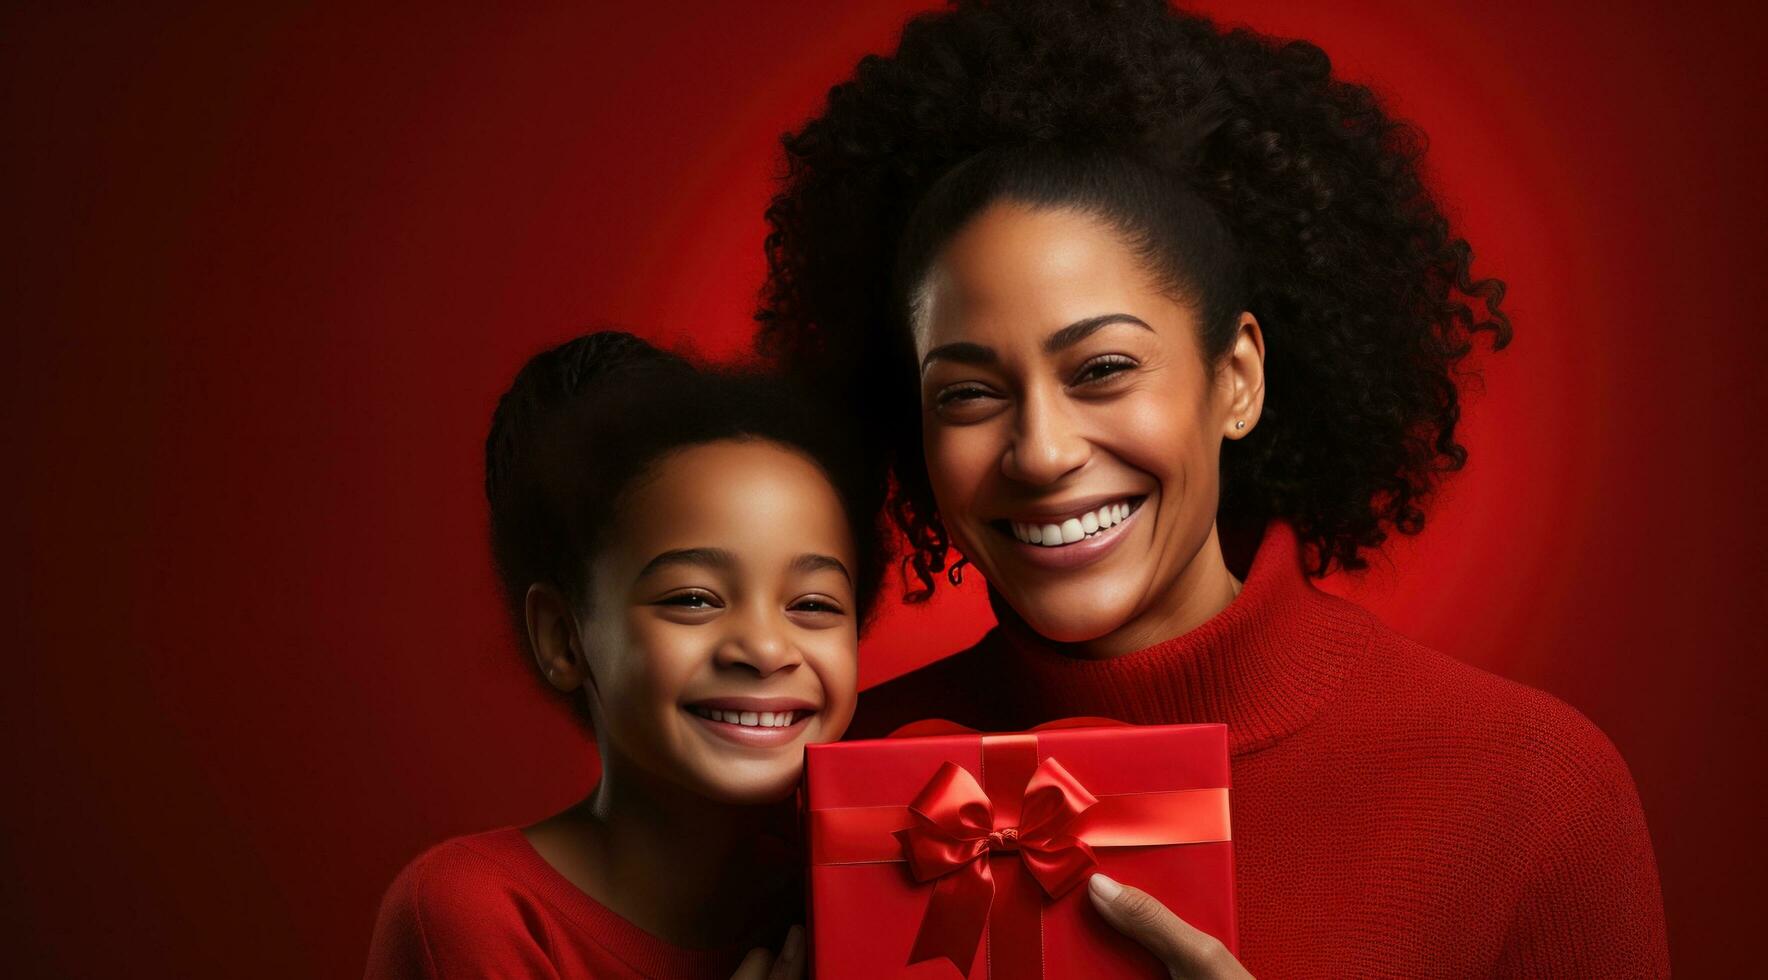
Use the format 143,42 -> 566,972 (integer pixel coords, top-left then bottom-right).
609,440 -> 856,573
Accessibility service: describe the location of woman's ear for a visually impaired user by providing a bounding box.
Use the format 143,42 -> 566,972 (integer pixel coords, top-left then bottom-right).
1221,312 -> 1266,440
525,583 -> 590,693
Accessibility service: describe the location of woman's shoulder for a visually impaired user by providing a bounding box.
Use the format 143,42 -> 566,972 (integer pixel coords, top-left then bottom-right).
1345,622 -> 1644,812
1340,623 -> 1667,970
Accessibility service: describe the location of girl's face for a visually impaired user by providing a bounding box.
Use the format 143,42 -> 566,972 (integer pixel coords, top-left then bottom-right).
572,439 -> 860,805
912,202 -> 1263,654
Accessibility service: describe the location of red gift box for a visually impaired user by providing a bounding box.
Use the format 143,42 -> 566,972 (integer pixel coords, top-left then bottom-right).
804,720 -> 1235,979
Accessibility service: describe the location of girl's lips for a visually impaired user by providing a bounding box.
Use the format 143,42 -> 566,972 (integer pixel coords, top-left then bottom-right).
684,706 -> 815,749
995,496 -> 1145,570
688,696 -> 817,714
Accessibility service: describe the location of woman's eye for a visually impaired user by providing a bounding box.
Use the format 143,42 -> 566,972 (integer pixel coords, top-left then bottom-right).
931,382 -> 1006,422
1071,355 -> 1137,386
935,384 -> 994,406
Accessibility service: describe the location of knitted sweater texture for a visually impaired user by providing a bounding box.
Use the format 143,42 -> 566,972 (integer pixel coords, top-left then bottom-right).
850,523 -> 1669,978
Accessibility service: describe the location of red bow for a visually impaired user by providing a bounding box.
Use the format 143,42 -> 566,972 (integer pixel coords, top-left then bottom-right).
892,756 -> 1100,974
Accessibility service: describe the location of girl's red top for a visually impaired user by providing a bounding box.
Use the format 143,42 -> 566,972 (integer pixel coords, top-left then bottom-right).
850,520 -> 1670,977
365,828 -> 754,980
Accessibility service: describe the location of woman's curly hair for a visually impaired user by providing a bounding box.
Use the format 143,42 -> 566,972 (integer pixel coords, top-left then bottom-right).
757,0 -> 1511,598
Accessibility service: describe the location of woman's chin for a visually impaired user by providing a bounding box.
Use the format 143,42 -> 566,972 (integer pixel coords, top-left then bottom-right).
1012,603 -> 1133,648
1030,623 -> 1119,648
999,582 -> 1140,648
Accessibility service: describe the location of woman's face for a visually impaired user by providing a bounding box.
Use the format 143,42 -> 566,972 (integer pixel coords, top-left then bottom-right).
574,439 -> 860,805
912,202 -> 1262,652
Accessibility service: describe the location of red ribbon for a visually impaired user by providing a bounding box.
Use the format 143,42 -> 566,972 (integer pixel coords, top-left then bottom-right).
808,723 -> 1231,979
893,749 -> 1099,974
809,718 -> 1230,976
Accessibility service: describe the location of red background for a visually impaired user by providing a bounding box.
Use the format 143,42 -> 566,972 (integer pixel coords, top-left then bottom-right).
4,3 -> 1763,976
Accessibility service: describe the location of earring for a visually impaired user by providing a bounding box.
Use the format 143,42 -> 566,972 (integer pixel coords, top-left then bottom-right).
1234,420 -> 1247,430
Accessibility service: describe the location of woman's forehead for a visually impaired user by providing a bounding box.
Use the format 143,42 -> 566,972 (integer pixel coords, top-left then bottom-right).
914,203 -> 1176,353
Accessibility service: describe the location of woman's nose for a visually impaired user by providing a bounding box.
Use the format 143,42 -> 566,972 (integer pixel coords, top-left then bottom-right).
1000,388 -> 1090,486
712,610 -> 802,677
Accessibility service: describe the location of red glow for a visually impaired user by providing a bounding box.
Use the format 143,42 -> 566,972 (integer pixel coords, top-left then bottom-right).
4,3 -> 1763,975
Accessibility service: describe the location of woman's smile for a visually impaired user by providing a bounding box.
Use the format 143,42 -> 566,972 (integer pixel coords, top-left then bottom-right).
991,494 -> 1149,569
909,202 -> 1254,650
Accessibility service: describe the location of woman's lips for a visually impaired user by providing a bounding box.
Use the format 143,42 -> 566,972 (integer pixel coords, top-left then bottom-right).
993,496 -> 1145,570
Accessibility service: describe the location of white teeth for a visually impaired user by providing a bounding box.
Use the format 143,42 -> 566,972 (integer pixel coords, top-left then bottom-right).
691,706 -> 799,728
1011,500 -> 1138,548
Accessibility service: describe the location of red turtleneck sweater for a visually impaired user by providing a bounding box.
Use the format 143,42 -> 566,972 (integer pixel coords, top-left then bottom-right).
851,523 -> 1669,978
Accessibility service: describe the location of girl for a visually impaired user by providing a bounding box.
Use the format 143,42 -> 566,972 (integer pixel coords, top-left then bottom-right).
757,1 -> 1667,976
366,332 -> 884,979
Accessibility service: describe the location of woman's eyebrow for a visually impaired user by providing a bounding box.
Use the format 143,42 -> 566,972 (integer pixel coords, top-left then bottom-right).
1043,313 -> 1153,354
791,553 -> 852,582
921,341 -> 996,373
635,547 -> 736,580
921,314 -> 1153,372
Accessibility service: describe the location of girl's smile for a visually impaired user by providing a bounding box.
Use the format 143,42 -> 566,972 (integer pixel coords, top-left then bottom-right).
565,438 -> 861,805
460,332 -> 883,965
684,697 -> 818,747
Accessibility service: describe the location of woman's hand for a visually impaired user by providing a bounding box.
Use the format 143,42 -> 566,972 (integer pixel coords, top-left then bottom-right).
730,924 -> 806,980
1087,874 -> 1254,980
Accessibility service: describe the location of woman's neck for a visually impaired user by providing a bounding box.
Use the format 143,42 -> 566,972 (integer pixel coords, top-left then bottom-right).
524,750 -> 796,948
1009,521 -> 1244,660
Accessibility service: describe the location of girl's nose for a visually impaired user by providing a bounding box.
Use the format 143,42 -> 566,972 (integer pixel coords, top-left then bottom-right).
712,612 -> 802,677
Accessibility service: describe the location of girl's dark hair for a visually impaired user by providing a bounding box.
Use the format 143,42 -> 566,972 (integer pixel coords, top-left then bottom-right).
483,331 -> 887,652
757,0 -> 1511,598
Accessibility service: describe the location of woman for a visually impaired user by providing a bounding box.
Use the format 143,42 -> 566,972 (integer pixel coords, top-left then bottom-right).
756,1 -> 1668,976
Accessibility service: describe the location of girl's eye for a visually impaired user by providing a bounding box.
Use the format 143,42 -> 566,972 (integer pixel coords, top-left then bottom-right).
658,590 -> 722,610
1071,355 -> 1137,386
790,596 -> 847,616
